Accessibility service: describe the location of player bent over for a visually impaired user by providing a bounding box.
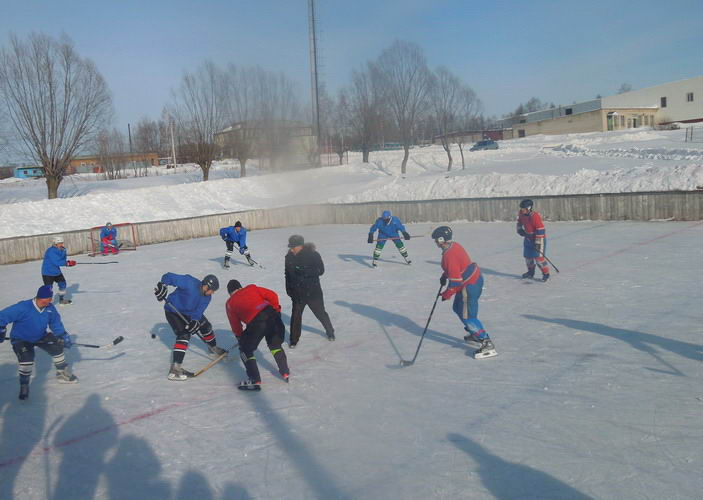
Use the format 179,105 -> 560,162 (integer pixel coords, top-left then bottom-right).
0,285 -> 77,400
154,273 -> 226,380
225,279 -> 289,390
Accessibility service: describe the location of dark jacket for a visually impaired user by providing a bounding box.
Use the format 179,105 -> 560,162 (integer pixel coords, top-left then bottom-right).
285,243 -> 325,301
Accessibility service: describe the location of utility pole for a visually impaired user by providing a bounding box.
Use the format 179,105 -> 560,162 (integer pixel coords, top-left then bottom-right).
308,0 -> 321,164
170,119 -> 177,168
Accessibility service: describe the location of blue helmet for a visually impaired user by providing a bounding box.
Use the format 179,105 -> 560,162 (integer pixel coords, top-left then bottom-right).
382,210 -> 391,219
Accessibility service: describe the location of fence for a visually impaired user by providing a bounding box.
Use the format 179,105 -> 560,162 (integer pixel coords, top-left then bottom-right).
1,190 -> 701,265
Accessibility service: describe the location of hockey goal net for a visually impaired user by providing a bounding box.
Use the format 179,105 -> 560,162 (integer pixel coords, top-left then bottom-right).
88,222 -> 138,257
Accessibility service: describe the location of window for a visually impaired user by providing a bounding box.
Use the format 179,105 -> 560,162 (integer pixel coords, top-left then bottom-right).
565,108 -> 573,115
687,92 -> 694,102
518,129 -> 526,138
660,97 -> 667,108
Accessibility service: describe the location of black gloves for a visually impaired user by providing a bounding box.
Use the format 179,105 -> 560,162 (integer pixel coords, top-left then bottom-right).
0,325 -> 6,343
402,231 -> 410,241
517,228 -> 526,237
367,234 -> 374,244
186,319 -> 200,334
440,275 -> 447,286
154,282 -> 167,301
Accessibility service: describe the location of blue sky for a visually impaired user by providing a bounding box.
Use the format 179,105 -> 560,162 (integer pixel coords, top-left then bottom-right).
2,0 -> 702,132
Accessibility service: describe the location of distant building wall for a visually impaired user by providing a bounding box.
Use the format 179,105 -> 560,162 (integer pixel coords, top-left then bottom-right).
602,76 -> 703,124
1,191 -> 700,265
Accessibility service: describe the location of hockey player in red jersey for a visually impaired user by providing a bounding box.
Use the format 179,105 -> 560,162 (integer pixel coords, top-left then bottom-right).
225,279 -> 290,389
516,199 -> 550,282
432,226 -> 497,359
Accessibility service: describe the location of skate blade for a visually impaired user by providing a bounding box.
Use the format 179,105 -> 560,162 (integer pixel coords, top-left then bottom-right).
238,384 -> 262,391
474,349 -> 498,360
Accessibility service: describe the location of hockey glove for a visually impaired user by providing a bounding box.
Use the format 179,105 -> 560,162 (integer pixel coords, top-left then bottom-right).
186,319 -> 200,334
58,333 -> 72,349
402,231 -> 411,241
154,282 -> 168,301
66,260 -> 77,267
440,275 -> 447,286
517,228 -> 526,237
239,245 -> 248,255
0,325 -> 6,343
367,234 -> 374,244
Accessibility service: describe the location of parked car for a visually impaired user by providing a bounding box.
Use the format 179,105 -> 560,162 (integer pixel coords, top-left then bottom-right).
470,139 -> 499,151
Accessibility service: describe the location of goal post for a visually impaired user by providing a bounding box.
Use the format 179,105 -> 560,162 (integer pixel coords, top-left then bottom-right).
88,222 -> 138,257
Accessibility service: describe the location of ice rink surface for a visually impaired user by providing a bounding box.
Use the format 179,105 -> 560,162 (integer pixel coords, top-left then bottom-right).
1,220 -> 702,499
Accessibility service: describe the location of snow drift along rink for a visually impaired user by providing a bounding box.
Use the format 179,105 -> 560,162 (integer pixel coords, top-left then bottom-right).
1,221 -> 702,499
1,128 -> 702,238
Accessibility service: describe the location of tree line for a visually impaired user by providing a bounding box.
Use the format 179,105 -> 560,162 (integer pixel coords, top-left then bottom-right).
1,33 -> 489,199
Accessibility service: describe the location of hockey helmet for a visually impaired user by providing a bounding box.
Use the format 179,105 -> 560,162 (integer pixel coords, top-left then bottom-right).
52,236 -> 64,245
519,199 -> 534,210
431,226 -> 453,244
105,222 -> 112,227
201,274 -> 220,292
227,279 -> 242,294
382,210 -> 392,219
234,221 -> 242,228
288,234 -> 304,248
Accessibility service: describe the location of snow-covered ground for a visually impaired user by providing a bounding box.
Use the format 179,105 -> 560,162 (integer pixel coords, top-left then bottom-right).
1,221 -> 702,499
1,128 -> 702,238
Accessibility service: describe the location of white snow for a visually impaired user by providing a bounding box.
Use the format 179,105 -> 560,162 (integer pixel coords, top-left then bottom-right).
1,128 -> 702,499
1,128 -> 702,238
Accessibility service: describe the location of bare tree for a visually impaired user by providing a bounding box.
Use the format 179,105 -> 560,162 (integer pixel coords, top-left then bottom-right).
344,65 -> 384,163
256,70 -> 302,171
0,33 -> 112,198
170,61 -> 227,181
97,128 -> 127,180
430,67 -> 466,171
455,87 -> 482,170
222,65 -> 262,177
617,83 -> 633,94
372,40 -> 432,175
133,117 -> 160,154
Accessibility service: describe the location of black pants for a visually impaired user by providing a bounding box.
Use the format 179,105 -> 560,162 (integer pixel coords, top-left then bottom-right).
165,311 -> 216,364
239,306 -> 289,382
12,336 -> 66,383
289,295 -> 334,346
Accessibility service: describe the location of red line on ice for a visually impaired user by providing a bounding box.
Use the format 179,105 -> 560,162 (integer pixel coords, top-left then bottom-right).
0,402 -> 184,468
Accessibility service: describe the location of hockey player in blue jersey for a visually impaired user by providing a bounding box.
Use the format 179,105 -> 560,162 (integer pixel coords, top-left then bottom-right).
0,285 -> 78,400
42,236 -> 76,305
219,221 -> 256,268
99,222 -> 119,255
367,210 -> 411,267
154,273 -> 227,380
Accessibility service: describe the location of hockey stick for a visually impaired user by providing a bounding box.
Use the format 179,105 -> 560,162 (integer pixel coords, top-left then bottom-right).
41,336 -> 125,349
193,350 -> 229,377
246,257 -> 264,269
399,284 -> 443,367
374,235 -> 423,242
75,261 -> 119,265
529,240 -> 560,273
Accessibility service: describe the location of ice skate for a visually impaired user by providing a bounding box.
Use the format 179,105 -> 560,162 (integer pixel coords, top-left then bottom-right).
19,384 -> 29,400
463,333 -> 483,346
208,345 -> 228,358
282,373 -> 290,383
223,261 -> 230,269
521,270 -> 535,279
541,273 -> 550,282
238,379 -> 262,391
474,339 -> 498,360
58,298 -> 72,306
326,330 -> 336,341
371,260 -> 378,268
56,365 -> 78,383
167,363 -> 194,381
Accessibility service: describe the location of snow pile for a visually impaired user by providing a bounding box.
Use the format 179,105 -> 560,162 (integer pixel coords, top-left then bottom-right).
1,128 -> 701,238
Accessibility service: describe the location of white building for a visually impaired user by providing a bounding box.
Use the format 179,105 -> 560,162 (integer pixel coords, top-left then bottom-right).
499,75 -> 703,138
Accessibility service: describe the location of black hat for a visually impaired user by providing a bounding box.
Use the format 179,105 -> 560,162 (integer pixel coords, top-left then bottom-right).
234,221 -> 242,228
288,234 -> 304,248
227,279 -> 242,294
431,226 -> 453,243
519,199 -> 534,209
